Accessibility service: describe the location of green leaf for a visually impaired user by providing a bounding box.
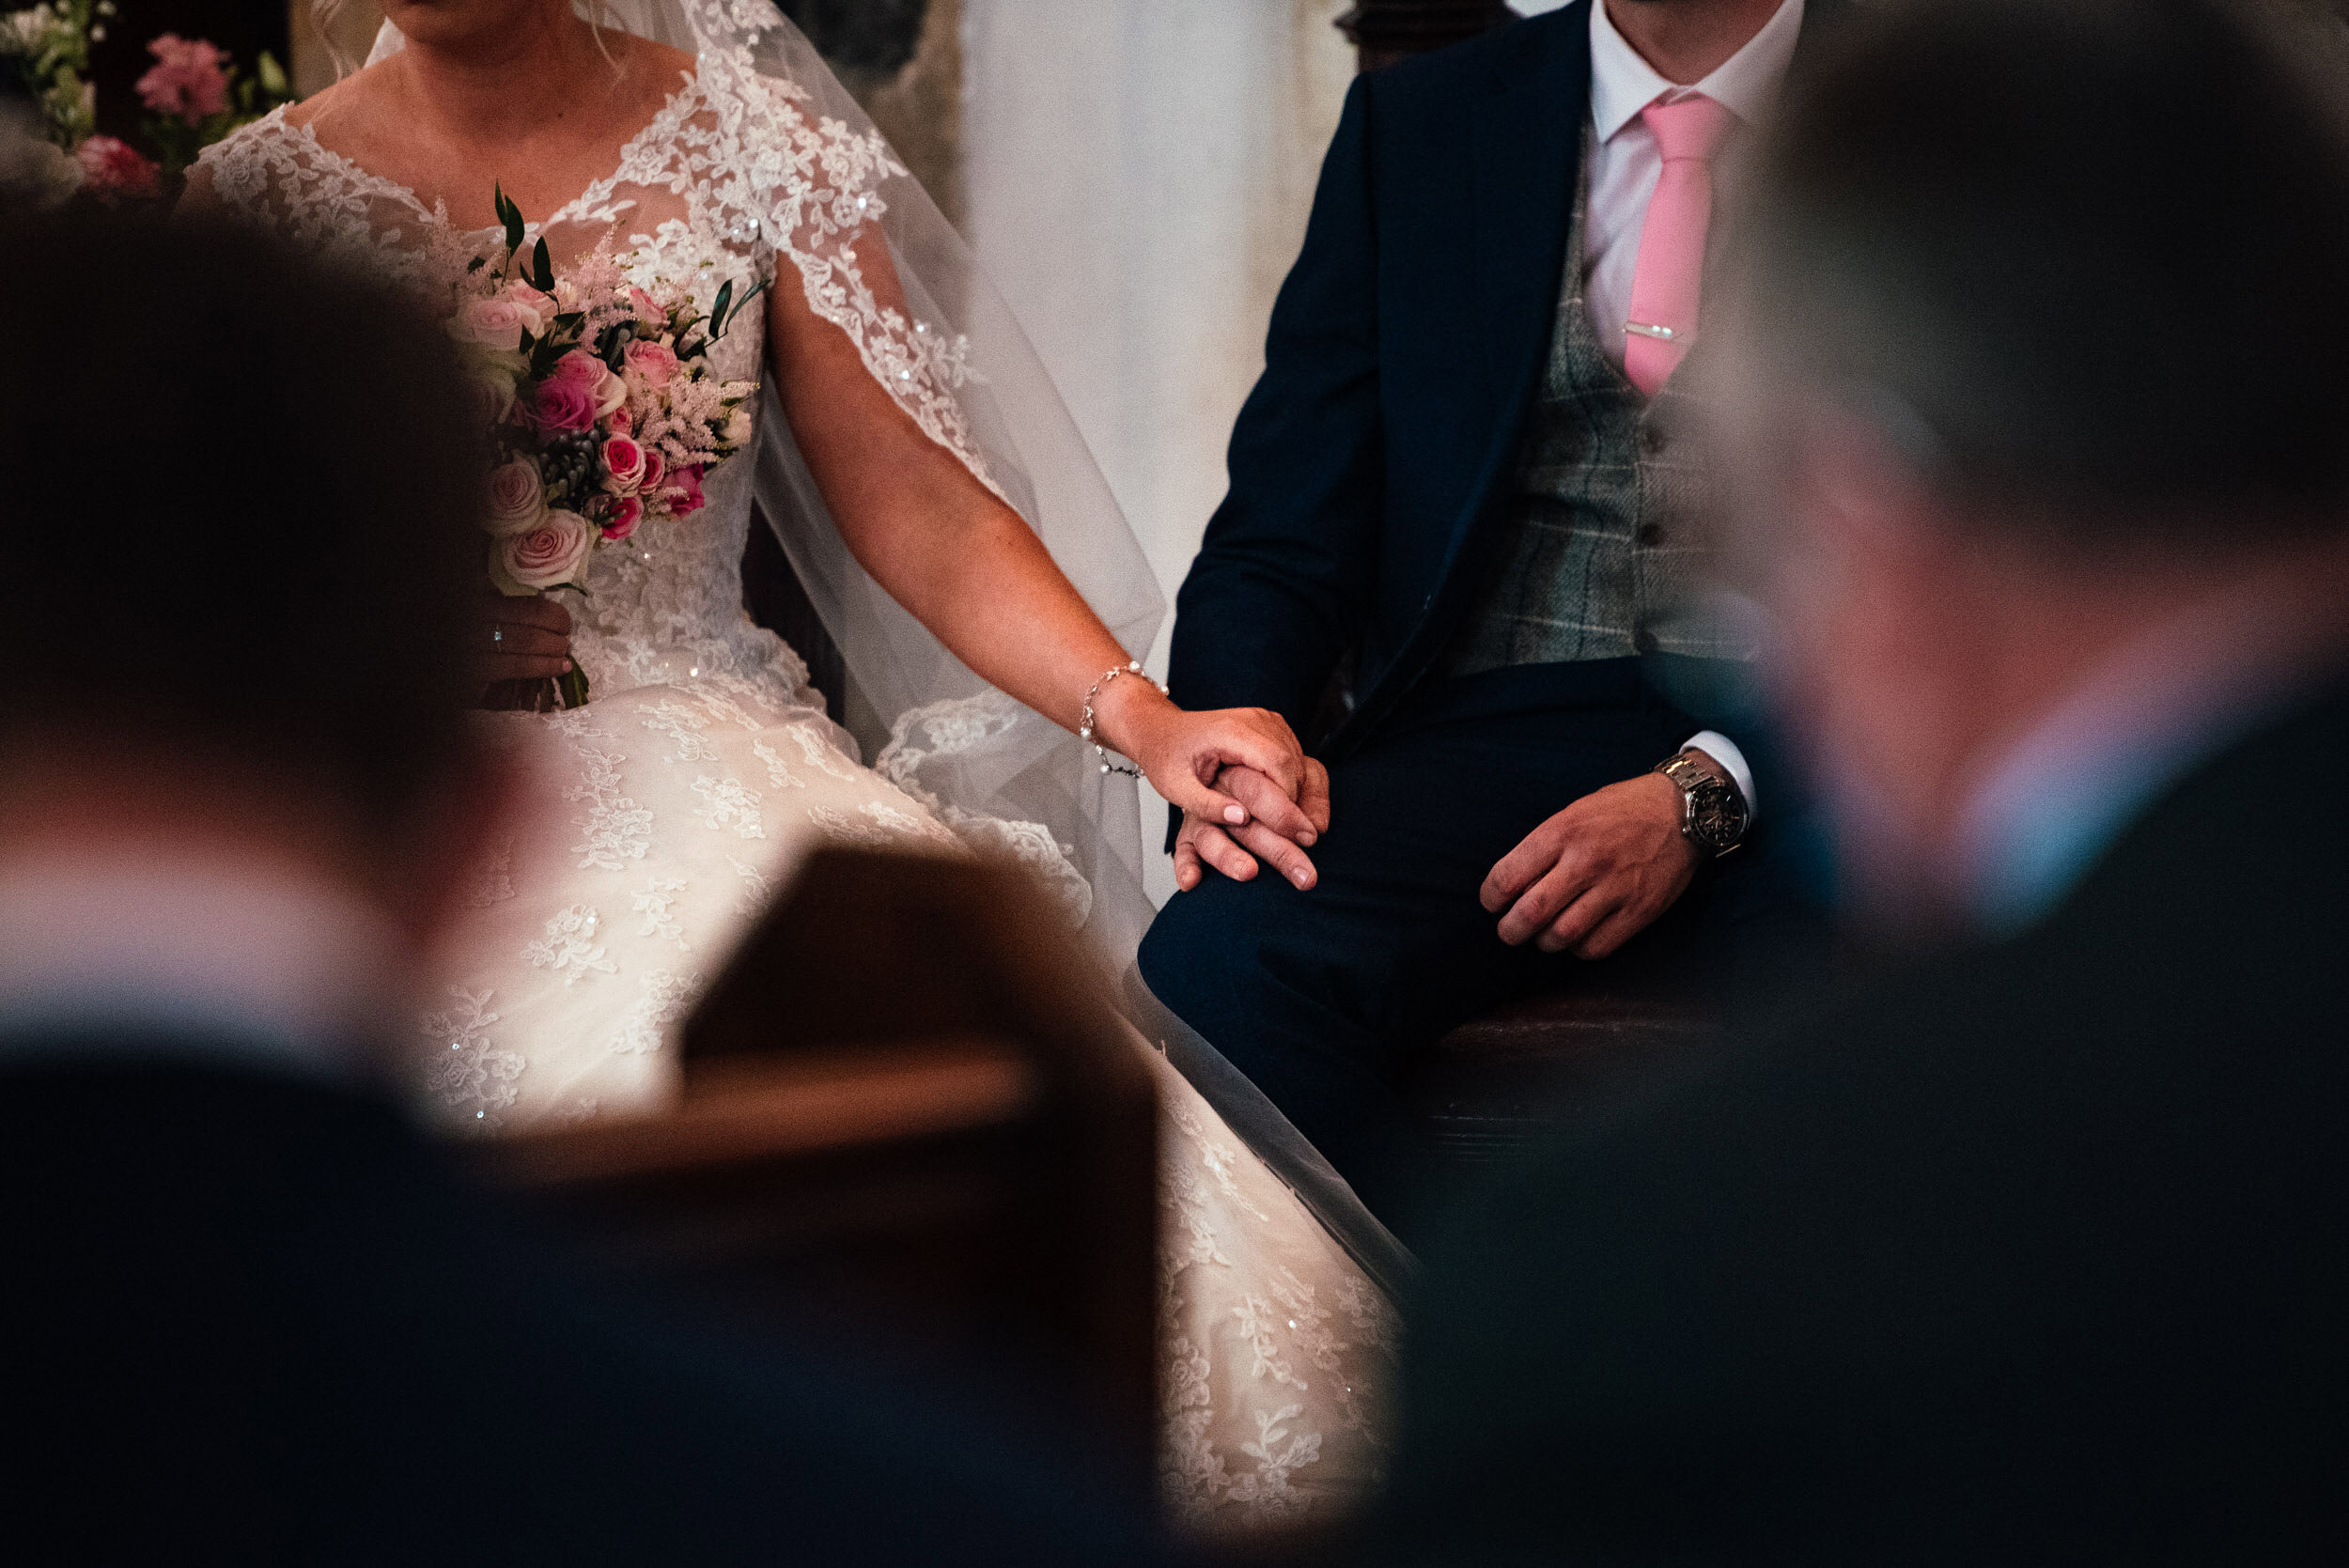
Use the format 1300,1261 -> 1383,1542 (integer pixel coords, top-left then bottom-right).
495,185 -> 523,258
709,279 -> 734,336
531,237 -> 553,294
467,255 -> 488,273
257,50 -> 288,99
675,335 -> 705,363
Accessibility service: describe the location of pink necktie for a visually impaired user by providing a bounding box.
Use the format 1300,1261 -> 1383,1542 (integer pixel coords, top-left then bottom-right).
1623,94 -> 1735,397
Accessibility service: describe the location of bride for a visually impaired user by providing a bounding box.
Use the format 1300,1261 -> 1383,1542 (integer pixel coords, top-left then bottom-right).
191,0 -> 1401,1533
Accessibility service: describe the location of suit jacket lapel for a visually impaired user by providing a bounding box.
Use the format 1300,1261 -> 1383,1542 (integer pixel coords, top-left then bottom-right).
1450,8 -> 1592,575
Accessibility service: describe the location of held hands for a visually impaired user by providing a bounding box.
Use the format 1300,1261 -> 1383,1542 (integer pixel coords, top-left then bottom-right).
1088,677 -> 1317,860
1482,768 -> 1703,958
471,592 -> 577,691
1174,759 -> 1333,892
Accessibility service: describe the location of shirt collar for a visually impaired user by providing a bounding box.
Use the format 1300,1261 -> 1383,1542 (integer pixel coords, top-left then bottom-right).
1959,578 -> 2342,937
0,850 -> 404,1079
1589,0 -> 1807,142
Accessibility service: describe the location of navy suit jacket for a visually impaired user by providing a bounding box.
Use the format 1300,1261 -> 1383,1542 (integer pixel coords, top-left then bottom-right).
1169,2 -> 1839,785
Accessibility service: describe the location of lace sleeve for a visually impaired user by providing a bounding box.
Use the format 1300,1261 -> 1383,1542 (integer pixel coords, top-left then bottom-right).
694,47 -> 1006,505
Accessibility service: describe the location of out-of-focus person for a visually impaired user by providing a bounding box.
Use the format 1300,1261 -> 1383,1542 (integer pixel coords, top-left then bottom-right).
0,209 -> 1160,1565
1378,0 -> 2349,1559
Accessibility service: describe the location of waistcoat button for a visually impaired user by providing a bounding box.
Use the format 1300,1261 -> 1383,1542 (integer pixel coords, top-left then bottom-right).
1639,425 -> 1668,456
1633,627 -> 1659,654
1637,522 -> 1665,548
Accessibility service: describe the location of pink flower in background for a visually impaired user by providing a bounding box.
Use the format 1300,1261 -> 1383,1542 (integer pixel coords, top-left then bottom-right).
136,35 -> 230,125
665,465 -> 706,517
599,494 -> 644,541
74,137 -> 160,201
527,377 -> 597,435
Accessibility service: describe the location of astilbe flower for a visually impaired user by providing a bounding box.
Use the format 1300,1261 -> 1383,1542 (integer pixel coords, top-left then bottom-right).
134,34 -> 228,125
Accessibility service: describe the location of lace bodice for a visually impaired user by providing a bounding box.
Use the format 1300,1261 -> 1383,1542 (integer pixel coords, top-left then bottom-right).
195,41 -> 991,700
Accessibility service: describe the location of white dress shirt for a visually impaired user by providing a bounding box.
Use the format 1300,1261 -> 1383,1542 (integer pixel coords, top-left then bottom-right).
0,851 -> 401,1079
1581,0 -> 1806,363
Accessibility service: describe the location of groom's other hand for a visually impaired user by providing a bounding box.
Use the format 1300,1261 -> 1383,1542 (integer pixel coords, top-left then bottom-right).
1173,760 -> 1331,893
1483,764 -> 1707,958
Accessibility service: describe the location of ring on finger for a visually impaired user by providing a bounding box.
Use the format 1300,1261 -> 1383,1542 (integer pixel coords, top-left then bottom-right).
491,624 -> 504,646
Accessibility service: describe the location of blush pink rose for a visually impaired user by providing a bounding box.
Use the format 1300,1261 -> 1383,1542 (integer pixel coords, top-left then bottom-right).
135,35 -> 229,125
454,295 -> 529,352
490,509 -> 595,595
501,281 -> 556,337
622,339 -> 680,394
599,494 -> 644,541
551,350 -> 604,385
664,464 -> 707,518
527,377 -> 597,435
484,458 -> 547,537
73,136 -> 160,201
599,435 -> 646,495
628,286 -> 664,322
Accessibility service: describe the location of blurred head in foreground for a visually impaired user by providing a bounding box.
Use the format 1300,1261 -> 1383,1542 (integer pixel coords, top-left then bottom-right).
1719,0 -> 2349,931
0,208 -> 496,1026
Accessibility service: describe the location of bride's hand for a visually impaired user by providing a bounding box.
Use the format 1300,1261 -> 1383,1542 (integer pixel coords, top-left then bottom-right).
470,592 -> 577,691
1090,676 -> 1310,830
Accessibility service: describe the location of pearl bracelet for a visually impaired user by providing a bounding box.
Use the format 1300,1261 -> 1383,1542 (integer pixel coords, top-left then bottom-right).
1080,660 -> 1171,778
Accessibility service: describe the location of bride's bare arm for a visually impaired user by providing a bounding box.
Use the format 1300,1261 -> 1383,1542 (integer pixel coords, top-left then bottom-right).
764,263 -> 1315,833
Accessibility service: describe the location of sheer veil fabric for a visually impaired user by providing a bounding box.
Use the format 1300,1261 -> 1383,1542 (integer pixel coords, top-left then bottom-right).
370,0 -> 1165,962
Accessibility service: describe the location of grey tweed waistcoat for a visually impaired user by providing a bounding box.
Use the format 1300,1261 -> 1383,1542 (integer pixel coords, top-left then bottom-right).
1445,142 -> 1734,676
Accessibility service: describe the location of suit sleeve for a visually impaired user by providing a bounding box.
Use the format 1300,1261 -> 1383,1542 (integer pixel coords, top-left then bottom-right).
1165,74 -> 1387,739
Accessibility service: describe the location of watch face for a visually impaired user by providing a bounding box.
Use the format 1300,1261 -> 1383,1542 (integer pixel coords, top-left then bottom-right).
1688,782 -> 1747,850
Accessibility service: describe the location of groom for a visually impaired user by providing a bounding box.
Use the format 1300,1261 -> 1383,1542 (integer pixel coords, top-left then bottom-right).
1141,0 -> 1837,1227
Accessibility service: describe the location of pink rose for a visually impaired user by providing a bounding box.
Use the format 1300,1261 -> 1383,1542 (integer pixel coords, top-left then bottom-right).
134,35 -> 229,126
622,339 -> 679,393
484,459 -> 547,537
664,464 -> 706,518
453,294 -> 529,352
490,509 -> 595,595
501,281 -> 556,337
599,435 -> 646,495
628,287 -> 664,323
526,377 -> 597,435
640,448 -> 665,491
73,136 -> 160,202
551,350 -> 604,384
599,494 -> 644,542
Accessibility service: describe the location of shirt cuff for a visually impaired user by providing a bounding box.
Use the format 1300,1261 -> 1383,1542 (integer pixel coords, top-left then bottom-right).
1681,730 -> 1758,821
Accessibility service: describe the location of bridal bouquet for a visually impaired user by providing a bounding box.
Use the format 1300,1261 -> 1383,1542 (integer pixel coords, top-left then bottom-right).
451,190 -> 763,708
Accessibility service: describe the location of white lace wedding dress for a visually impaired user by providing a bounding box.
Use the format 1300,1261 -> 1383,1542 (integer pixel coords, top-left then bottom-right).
195,37 -> 1395,1534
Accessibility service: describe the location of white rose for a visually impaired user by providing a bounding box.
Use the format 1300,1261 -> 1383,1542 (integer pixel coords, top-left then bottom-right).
489,508 -> 594,595
484,458 -> 546,537
453,294 -> 528,352
722,405 -> 754,447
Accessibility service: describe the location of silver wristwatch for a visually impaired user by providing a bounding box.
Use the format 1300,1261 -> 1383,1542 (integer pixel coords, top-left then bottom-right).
1654,750 -> 1750,857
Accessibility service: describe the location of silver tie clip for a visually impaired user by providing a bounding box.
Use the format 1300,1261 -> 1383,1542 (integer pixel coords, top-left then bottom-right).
1626,321 -> 1679,342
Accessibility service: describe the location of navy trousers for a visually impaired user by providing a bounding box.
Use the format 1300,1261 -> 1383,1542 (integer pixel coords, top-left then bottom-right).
1137,660 -> 1816,1237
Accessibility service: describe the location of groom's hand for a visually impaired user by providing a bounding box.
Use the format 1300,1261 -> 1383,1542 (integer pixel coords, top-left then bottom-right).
1174,760 -> 1332,893
1482,769 -> 1702,958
